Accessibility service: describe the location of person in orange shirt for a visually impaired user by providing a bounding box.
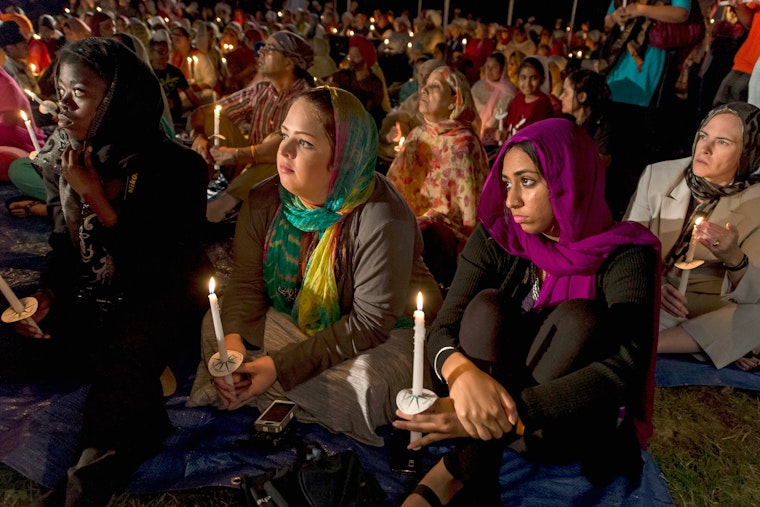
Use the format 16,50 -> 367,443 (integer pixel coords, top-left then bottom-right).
713,0 -> 760,104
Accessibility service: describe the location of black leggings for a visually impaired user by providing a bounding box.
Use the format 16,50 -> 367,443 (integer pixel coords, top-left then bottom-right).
441,289 -> 607,499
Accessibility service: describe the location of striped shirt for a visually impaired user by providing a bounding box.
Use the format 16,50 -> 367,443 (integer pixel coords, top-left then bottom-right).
217,78 -> 312,145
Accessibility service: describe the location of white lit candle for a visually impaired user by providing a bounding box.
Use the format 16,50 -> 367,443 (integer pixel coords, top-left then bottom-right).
213,105 -> 221,140
19,110 -> 42,153
208,277 -> 233,384
30,63 -> 37,76
0,273 -> 43,334
186,56 -> 194,83
411,292 -> 425,443
24,88 -> 43,106
678,217 -> 703,294
213,105 -> 222,172
412,292 -> 425,396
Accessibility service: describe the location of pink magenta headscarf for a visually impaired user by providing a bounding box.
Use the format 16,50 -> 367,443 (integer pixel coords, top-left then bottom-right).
477,117 -> 661,446
478,118 -> 660,308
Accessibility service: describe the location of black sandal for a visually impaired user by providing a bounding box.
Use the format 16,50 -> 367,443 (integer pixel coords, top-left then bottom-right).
5,196 -> 45,218
412,484 -> 444,507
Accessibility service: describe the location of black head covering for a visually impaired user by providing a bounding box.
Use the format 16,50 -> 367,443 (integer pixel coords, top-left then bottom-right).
0,20 -> 25,47
686,102 -> 760,201
35,38 -> 165,178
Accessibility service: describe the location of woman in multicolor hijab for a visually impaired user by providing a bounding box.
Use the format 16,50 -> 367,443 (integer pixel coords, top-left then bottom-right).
7,38 -> 210,504
196,87 -> 442,445
387,66 -> 489,287
395,119 -> 660,505
626,102 -> 760,371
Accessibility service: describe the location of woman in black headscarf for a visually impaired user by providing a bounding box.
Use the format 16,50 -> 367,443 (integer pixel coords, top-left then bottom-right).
626,102 -> 760,371
4,38 -> 211,505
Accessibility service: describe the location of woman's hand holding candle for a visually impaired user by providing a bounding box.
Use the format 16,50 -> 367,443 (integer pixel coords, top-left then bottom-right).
394,397 -> 470,449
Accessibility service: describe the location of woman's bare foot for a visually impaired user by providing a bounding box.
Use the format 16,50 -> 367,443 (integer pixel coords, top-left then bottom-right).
8,199 -> 47,218
735,348 -> 760,372
402,458 -> 463,506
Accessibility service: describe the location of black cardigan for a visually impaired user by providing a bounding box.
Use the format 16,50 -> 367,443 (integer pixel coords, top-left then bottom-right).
427,223 -> 658,445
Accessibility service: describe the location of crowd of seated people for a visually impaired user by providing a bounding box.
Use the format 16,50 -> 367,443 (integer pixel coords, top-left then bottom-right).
0,1 -> 759,505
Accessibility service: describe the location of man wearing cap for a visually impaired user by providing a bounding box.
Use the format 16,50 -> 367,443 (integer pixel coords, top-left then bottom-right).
190,30 -> 314,222
0,20 -> 39,96
329,35 -> 385,127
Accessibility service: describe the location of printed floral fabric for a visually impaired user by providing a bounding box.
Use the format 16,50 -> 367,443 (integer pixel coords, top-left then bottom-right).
387,118 -> 489,244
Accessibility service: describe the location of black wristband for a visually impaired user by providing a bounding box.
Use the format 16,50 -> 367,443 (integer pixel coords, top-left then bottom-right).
724,253 -> 749,272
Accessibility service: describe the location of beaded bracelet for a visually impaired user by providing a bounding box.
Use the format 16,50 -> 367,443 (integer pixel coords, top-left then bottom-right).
724,253 -> 749,272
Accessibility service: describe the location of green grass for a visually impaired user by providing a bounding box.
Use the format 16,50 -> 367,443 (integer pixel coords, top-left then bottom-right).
649,387 -> 760,507
2,386 -> 760,506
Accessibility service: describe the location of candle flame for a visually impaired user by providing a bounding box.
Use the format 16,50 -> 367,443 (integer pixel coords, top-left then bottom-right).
384,38 -> 390,45
30,64 -> 37,73
192,55 -> 198,63
462,38 -> 468,45
416,291 -> 423,311
695,217 -> 704,226
187,56 -> 192,64
398,136 -> 405,147
19,110 -> 28,121
209,277 -> 216,294
370,24 -> 375,31
215,104 -> 222,113
407,42 -> 412,48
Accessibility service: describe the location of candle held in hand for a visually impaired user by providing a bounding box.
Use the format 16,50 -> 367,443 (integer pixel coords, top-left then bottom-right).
411,292 -> 425,443
208,277 -> 235,385
0,273 -> 43,334
678,217 -> 704,295
213,105 -> 222,144
19,110 -> 42,153
208,277 -> 228,362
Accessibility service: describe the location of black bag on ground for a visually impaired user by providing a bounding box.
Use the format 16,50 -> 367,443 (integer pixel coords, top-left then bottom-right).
239,447 -> 385,507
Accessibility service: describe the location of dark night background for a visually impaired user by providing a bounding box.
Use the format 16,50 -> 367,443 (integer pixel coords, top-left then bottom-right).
1,0 -> 611,30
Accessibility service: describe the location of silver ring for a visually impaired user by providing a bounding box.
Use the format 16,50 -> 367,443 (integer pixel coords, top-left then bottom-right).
713,241 -> 720,247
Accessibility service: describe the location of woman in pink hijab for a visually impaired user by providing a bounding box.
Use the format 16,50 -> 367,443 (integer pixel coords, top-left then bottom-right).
395,119 -> 661,505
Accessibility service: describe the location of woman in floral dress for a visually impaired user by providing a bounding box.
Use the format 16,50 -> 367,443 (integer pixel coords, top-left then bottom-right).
388,66 -> 489,286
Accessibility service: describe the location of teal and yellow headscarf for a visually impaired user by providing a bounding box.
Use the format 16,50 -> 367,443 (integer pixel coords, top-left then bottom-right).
264,87 -> 378,335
